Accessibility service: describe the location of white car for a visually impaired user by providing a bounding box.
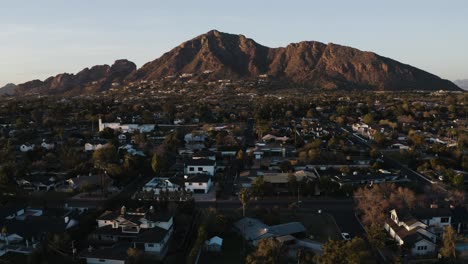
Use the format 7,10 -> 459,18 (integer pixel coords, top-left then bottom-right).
341,232 -> 351,241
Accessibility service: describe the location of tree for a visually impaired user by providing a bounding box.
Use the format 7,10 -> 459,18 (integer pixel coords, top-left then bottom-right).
315,237 -> 373,264
0,165 -> 12,186
239,188 -> 250,217
187,225 -> 207,264
362,113 -> 374,124
127,247 -> 143,264
288,174 -> 298,196
440,226 -> 457,260
92,144 -> 117,167
1,226 -> 7,244
245,238 -> 286,264
354,183 -> 415,226
365,224 -> 386,250
151,153 -> 168,175
251,176 -> 265,197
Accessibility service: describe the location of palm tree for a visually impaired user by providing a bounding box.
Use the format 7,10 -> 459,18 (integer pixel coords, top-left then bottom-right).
1,226 -> 8,245
239,188 -> 250,217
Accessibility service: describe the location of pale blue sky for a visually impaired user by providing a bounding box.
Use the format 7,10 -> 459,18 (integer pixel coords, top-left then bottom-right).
1,0 -> 467,86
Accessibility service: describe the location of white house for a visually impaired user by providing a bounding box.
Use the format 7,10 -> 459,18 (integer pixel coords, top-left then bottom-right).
41,141 -> 55,150
117,134 -> 127,142
184,132 -> 208,143
142,177 -> 181,195
384,209 -> 437,256
20,144 -> 35,152
98,118 -> 155,133
184,159 -> 216,176
90,206 -> 173,260
204,236 -> 223,252
185,174 -> 212,194
411,207 -> 452,235
84,143 -> 105,152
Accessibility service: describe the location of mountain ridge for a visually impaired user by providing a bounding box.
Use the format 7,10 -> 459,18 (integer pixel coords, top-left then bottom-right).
15,30 -> 461,95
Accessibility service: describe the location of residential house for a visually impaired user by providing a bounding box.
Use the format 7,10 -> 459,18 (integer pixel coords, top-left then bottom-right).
87,206 -> 173,260
19,144 -> 35,152
0,206 -> 80,257
411,207 -> 452,235
204,236 -> 223,252
184,159 -> 216,176
66,174 -> 112,191
41,140 -> 55,150
352,123 -> 376,140
98,118 -> 155,133
85,142 -> 105,152
384,209 -> 437,256
233,217 -> 307,247
184,132 -> 207,143
193,150 -> 216,161
79,242 -> 129,264
142,177 -> 182,195
184,174 -> 212,194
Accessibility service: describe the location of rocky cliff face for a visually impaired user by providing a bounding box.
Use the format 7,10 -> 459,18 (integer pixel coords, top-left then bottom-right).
16,59 -> 136,95
15,30 -> 460,95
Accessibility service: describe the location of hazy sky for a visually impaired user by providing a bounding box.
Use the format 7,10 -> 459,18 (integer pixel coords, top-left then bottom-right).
1,0 -> 467,86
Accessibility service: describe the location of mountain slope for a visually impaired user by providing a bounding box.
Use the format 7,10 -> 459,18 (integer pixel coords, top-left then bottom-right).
131,30 -> 460,91
454,79 -> 468,90
16,60 -> 136,95
15,30 -> 461,95
0,83 -> 17,95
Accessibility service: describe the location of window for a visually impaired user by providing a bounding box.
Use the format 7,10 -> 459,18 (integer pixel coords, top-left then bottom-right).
188,182 -> 193,185
198,183 -> 203,186
99,260 -> 106,263
441,217 -> 449,223
417,246 -> 427,250
198,167 -> 203,171
189,167 -> 194,172
147,243 -> 154,247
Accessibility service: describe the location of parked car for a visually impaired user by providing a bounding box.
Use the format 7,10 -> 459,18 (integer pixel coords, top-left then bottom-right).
341,232 -> 351,241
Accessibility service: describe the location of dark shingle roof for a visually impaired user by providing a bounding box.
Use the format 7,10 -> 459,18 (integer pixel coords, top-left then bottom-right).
185,159 -> 215,166
133,226 -> 169,243
412,207 -> 452,220
79,242 -> 130,261
186,174 -> 211,183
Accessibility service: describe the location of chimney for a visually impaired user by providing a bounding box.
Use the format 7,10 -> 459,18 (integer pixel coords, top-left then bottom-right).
121,205 -> 126,215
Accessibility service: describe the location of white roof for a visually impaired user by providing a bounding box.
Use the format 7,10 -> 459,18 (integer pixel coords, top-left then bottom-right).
206,236 -> 223,246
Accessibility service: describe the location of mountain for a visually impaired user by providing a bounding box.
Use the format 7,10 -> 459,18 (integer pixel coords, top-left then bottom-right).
16,59 -> 136,95
131,30 -> 460,91
454,79 -> 468,90
0,83 -> 17,95
15,30 -> 461,95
